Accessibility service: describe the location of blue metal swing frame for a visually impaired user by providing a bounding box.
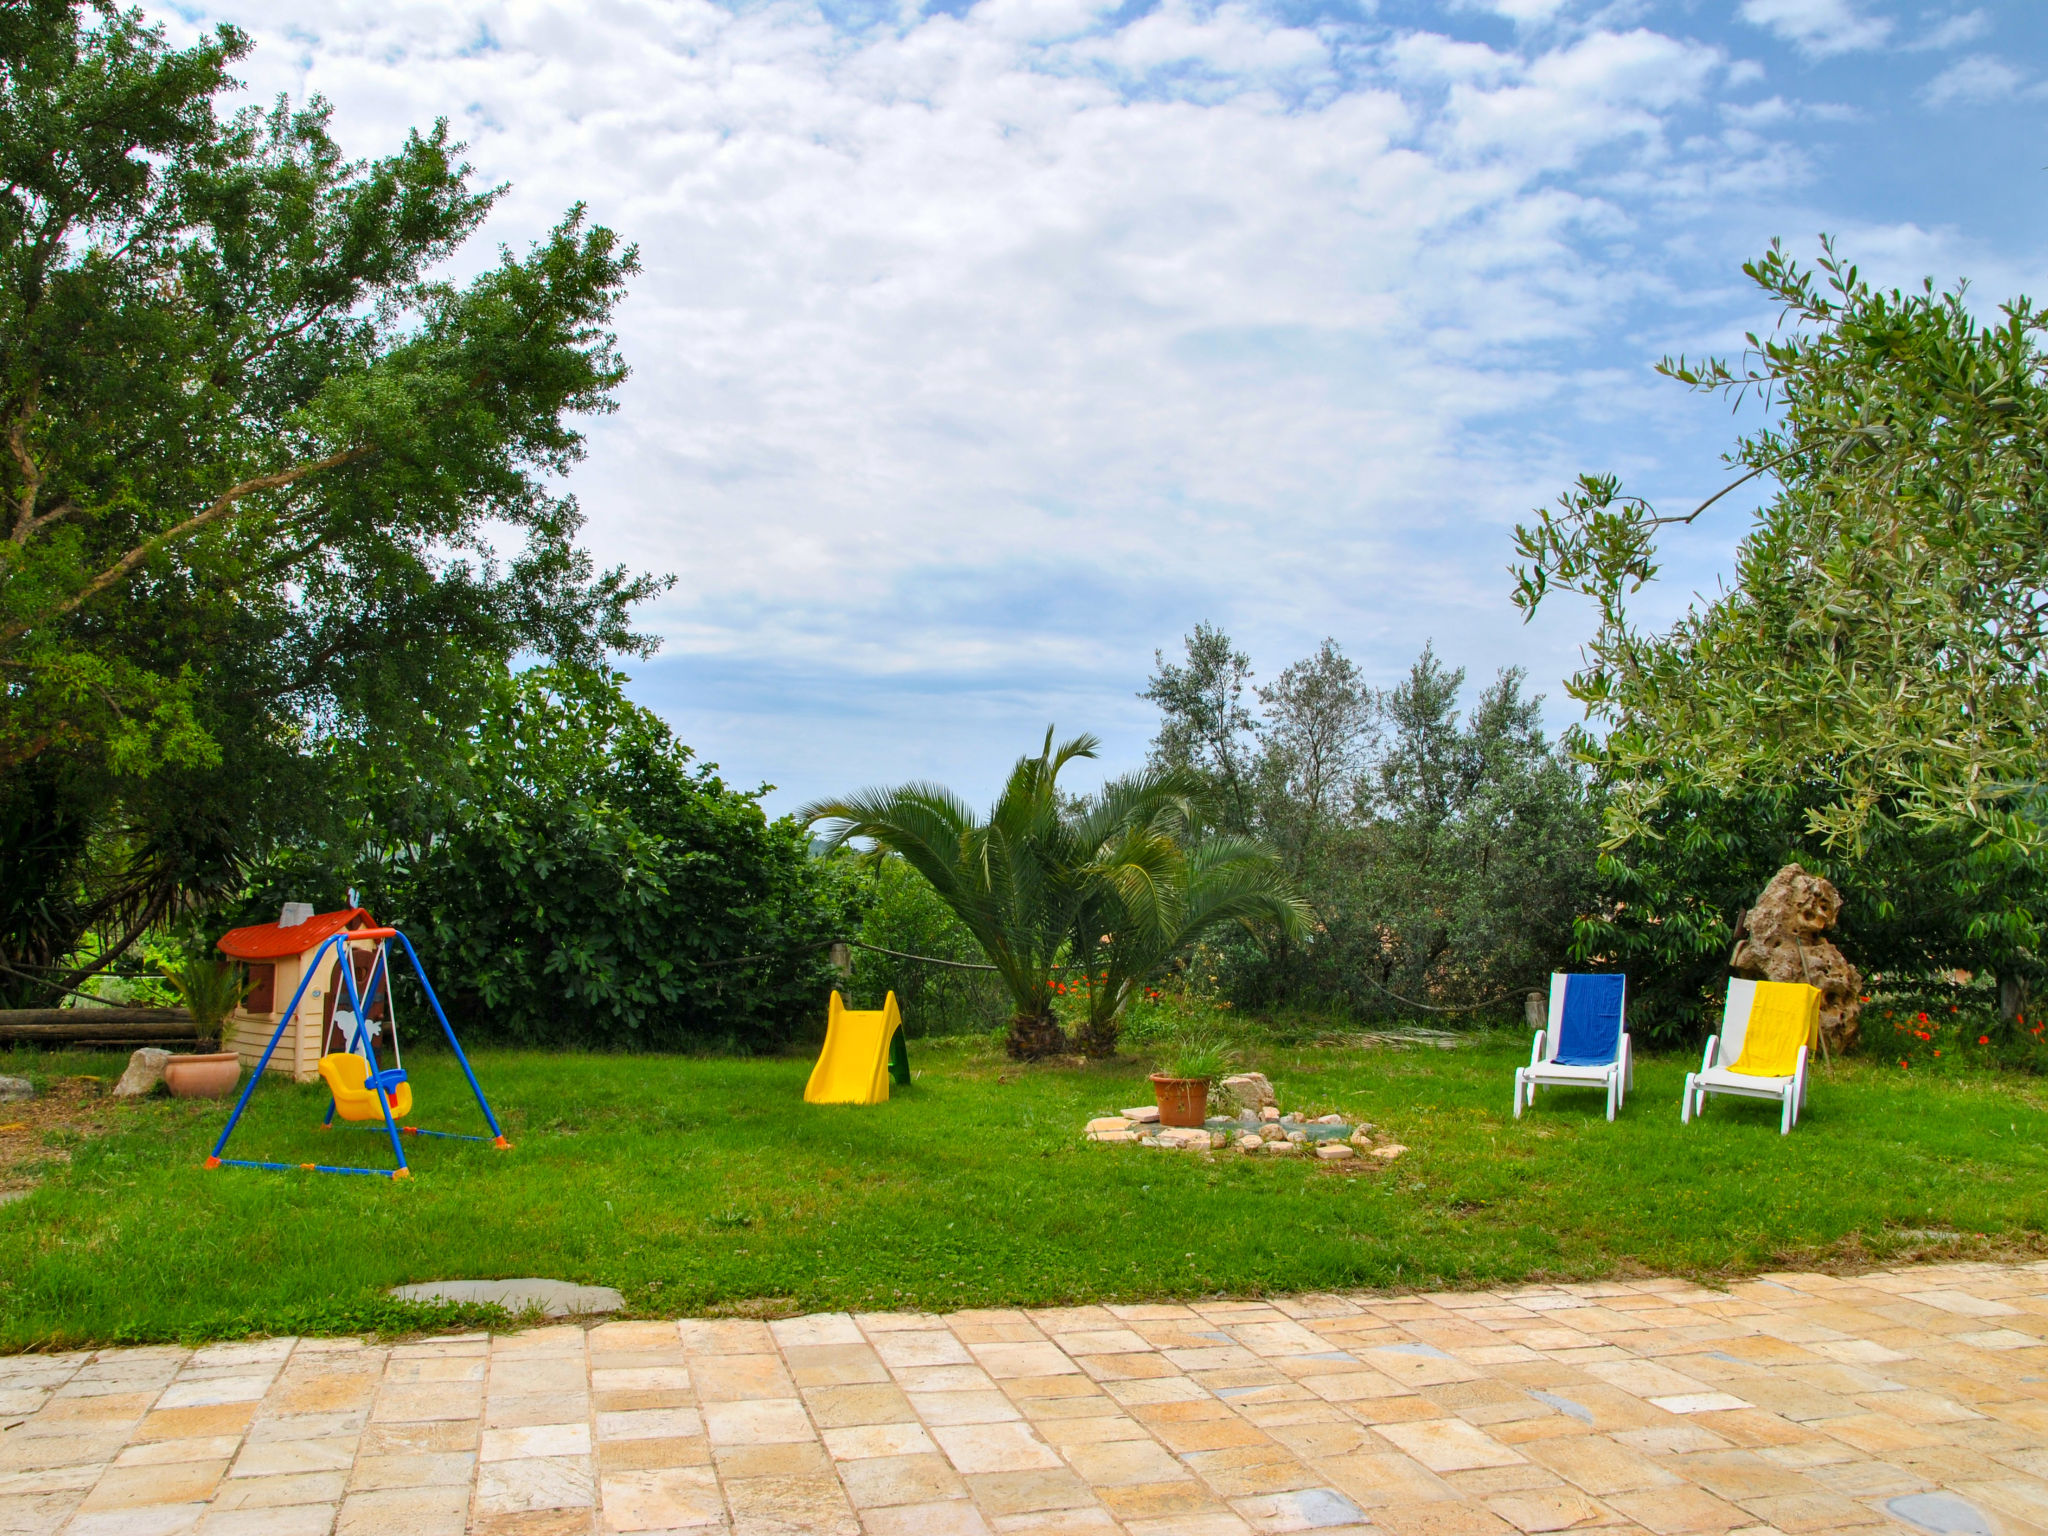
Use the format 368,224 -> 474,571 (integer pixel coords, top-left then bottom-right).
207,926 -> 509,1179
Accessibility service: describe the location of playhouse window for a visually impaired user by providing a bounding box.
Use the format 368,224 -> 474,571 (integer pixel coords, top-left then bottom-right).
245,964 -> 275,1014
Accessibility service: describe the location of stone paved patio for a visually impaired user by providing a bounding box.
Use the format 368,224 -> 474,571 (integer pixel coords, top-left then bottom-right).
3,1261 -> 2047,1535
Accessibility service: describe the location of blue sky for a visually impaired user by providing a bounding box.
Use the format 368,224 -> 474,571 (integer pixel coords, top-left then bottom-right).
174,0 -> 2047,812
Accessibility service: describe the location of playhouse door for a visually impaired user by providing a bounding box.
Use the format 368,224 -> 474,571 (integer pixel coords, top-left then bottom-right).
321,948 -> 390,1058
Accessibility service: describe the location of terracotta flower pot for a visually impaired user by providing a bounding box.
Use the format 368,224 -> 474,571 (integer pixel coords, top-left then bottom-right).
164,1052 -> 242,1100
1150,1074 -> 1210,1128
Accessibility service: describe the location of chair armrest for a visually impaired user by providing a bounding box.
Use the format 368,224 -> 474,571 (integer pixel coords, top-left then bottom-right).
1699,1035 -> 1720,1072
1529,1030 -> 1546,1068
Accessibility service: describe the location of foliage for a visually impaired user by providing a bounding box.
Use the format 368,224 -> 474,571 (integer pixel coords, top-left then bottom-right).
1139,622 -> 1258,829
846,854 -> 1010,1038
156,957 -> 248,1040
219,667 -> 861,1051
0,3 -> 662,1002
1142,631 -> 1601,1019
1154,1025 -> 1232,1082
807,731 -> 1306,1059
1512,240 -> 2048,1027
5,1035 -> 2045,1347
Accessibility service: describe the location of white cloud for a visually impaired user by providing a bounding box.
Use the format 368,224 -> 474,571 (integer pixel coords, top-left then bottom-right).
1737,0 -> 1891,55
1913,10 -> 1991,51
161,0 -> 1825,801
1922,54 -> 2029,107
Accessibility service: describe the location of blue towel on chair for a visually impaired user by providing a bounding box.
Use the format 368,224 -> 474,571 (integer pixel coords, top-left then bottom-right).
1554,974 -> 1624,1066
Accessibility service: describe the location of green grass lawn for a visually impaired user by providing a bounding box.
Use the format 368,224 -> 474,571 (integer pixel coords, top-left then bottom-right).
1,1031 -> 2044,1350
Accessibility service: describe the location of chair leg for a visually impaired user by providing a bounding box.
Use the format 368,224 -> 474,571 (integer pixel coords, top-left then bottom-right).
1606,1073 -> 1617,1122
1513,1072 -> 1525,1119
1780,1089 -> 1793,1135
1681,1074 -> 1694,1124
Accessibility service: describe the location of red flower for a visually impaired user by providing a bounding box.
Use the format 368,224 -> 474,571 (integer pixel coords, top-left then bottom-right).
1899,1058 -> 1909,1068
1977,1035 -> 1990,1045
1917,1012 -> 1929,1022
1914,1030 -> 1931,1040
1934,1049 -> 1942,1057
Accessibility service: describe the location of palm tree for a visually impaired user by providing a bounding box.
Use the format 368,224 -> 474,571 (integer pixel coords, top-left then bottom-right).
804,730 -> 1309,1059
1063,779 -> 1311,1055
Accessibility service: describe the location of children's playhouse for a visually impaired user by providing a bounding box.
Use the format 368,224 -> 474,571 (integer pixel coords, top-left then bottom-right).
216,904 -> 384,1083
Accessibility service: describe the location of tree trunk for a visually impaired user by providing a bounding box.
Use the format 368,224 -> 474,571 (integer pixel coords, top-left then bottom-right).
1998,971 -> 2031,1026
1005,1010 -> 1068,1060
1073,1016 -> 1120,1059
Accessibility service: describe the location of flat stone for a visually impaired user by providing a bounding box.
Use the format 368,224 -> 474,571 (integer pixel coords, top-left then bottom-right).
1120,1106 -> 1160,1123
1266,1140 -> 1300,1155
112,1048 -> 172,1099
1316,1113 -> 1345,1125
1369,1143 -> 1408,1161
1285,1131 -> 1308,1144
1086,1117 -> 1133,1135
1090,1129 -> 1136,1143
1259,1107 -> 1281,1123
0,1076 -> 31,1101
1316,1145 -> 1356,1161
389,1279 -> 623,1317
1236,1135 -> 1263,1151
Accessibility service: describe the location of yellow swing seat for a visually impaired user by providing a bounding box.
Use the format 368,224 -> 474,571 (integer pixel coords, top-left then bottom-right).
318,1052 -> 413,1121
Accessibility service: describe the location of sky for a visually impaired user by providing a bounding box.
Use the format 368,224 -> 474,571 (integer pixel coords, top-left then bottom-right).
164,0 -> 2048,813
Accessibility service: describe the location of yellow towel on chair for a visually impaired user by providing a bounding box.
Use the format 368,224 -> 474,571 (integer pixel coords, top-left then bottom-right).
1729,982 -> 1820,1077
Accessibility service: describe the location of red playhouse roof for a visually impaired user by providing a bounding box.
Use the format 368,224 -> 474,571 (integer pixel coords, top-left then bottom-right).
216,908 -> 374,961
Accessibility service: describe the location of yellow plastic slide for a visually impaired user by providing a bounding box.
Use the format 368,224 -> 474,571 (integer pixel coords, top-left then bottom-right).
805,991 -> 903,1105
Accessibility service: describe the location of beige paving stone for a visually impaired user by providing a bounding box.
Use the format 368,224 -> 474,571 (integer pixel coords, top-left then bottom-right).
987,1508 -> 1120,1534
802,1383 -> 916,1428
112,1438 -> 243,1469
932,1422 -> 1062,1475
714,1440 -> 833,1478
684,1354 -> 794,1402
837,1451 -> 970,1508
1603,1485 -> 1751,1534
964,1467 -> 1098,1515
1484,1487 -> 1612,1532
1378,1419 -> 1525,1473
357,1420 -> 480,1456
472,1453 -> 595,1514
1058,1437 -> 1190,1487
344,1451 -> 476,1490
77,1460 -> 228,1510
857,1498 -> 992,1535
912,1390 -> 1026,1426
699,1398 -> 813,1445
483,1394 -> 591,1430
594,1408 -> 700,1442
781,1344 -> 888,1387
192,1504 -> 336,1535
593,1436 -> 708,1473
596,1465 -> 722,1531
822,1423 -> 937,1460
335,1482 -> 470,1535
203,1470 -> 350,1509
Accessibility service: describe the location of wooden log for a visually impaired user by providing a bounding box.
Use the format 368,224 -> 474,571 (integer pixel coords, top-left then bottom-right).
0,1008 -> 200,1045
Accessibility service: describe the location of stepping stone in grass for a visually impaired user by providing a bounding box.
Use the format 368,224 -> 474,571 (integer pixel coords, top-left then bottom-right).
390,1278 -> 624,1317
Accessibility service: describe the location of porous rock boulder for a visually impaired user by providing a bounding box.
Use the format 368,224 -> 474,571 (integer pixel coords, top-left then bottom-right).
1731,864 -> 1862,1054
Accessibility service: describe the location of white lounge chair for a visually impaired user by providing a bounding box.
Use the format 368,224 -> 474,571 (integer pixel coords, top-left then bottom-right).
1681,978 -> 1817,1135
1515,973 -> 1631,1122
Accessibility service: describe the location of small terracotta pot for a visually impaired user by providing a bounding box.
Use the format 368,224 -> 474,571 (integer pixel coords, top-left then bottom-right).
1150,1074 -> 1210,1128
164,1052 -> 242,1100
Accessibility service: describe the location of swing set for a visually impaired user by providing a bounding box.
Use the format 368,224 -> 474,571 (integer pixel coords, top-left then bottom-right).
207,926 -> 510,1180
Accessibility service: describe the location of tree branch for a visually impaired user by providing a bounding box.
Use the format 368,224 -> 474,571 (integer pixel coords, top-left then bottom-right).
0,445 -> 372,645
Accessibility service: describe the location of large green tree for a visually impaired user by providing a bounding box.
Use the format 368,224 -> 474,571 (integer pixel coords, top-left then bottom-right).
1513,240 -> 2048,1032
0,2 -> 660,1000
